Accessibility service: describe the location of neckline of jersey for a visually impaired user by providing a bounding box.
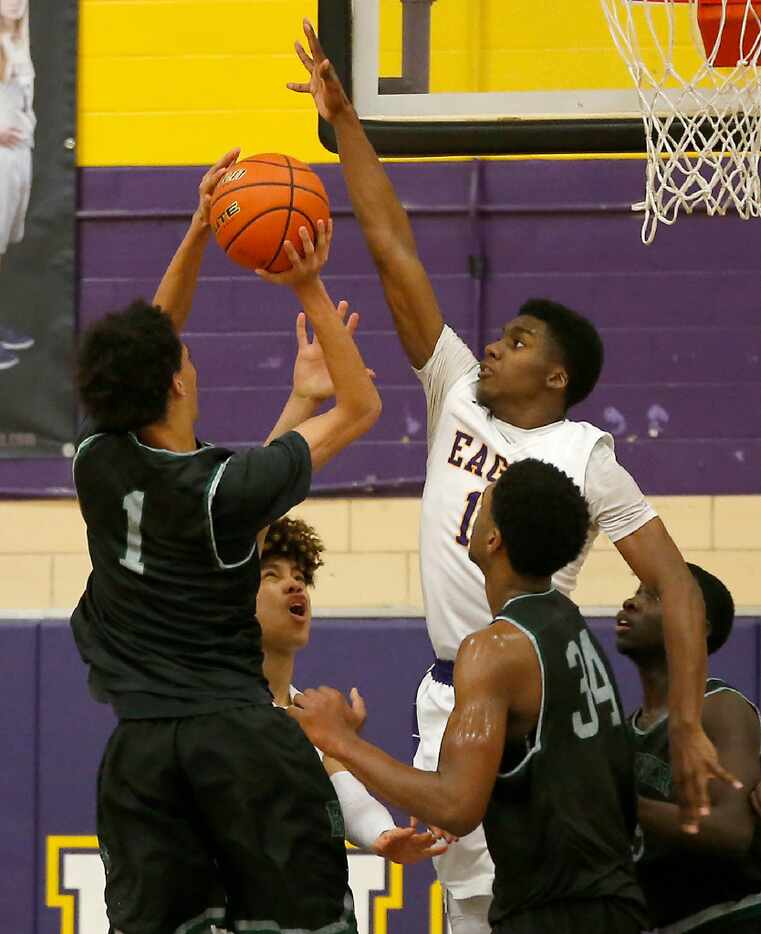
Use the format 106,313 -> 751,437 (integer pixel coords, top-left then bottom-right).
502,587 -> 556,609
128,432 -> 211,456
490,413 -> 567,438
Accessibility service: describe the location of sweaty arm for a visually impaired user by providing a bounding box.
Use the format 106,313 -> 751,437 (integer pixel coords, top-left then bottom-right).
290,623 -> 540,837
638,690 -> 761,853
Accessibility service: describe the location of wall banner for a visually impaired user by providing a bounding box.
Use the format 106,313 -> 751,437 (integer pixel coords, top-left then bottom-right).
0,0 -> 77,457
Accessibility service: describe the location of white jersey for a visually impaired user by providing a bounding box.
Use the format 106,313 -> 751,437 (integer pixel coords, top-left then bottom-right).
416,326 -> 657,660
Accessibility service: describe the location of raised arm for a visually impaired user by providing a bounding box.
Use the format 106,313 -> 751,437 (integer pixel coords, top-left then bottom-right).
616,518 -> 741,831
288,20 -> 444,369
288,625 -> 537,836
257,221 -> 381,471
153,148 -> 240,333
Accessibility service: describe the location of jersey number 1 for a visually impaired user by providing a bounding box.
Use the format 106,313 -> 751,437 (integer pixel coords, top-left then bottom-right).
567,630 -> 622,739
120,490 -> 145,575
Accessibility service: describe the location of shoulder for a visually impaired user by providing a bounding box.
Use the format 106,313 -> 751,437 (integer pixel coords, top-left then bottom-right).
703,684 -> 760,735
457,620 -> 539,688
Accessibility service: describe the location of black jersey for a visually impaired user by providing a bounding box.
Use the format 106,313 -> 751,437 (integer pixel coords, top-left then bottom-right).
71,423 -> 311,719
632,678 -> 761,930
484,589 -> 646,929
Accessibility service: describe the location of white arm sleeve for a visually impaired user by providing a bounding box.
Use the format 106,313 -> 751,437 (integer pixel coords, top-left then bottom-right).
584,439 -> 658,544
413,325 -> 479,441
330,770 -> 395,849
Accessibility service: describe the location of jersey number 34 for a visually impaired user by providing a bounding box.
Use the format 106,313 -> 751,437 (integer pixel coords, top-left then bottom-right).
567,630 -> 622,739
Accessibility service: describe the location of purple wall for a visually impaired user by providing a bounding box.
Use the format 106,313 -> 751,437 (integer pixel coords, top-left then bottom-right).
1,616 -> 759,933
1,159 -> 759,496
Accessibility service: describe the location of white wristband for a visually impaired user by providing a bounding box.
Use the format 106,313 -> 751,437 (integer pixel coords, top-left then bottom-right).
330,770 -> 395,849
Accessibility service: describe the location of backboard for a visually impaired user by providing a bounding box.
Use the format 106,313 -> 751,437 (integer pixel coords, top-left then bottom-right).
316,0 -> 723,156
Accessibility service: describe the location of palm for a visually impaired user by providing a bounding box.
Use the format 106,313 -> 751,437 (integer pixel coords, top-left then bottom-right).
293,335 -> 332,402
374,827 -> 447,865
291,303 -> 364,404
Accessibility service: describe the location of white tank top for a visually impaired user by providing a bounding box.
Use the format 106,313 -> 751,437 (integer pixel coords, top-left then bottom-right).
414,326 -> 656,660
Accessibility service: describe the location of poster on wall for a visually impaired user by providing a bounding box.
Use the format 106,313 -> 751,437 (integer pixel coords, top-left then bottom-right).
0,0 -> 76,457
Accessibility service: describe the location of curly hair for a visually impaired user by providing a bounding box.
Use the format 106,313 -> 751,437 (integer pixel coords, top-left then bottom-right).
491,459 -> 590,578
686,563 -> 735,655
519,298 -> 604,409
261,517 -> 325,587
77,301 -> 182,432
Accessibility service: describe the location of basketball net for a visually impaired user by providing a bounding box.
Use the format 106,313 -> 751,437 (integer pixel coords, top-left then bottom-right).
600,0 -> 761,242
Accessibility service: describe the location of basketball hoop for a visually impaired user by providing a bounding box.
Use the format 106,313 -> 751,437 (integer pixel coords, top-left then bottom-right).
600,0 -> 761,242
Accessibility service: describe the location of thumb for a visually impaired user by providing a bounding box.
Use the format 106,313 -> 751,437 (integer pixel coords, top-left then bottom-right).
350,687 -> 367,722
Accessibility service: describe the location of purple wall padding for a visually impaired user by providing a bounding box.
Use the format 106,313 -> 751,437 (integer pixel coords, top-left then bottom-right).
0,623 -> 37,933
2,159 -> 759,496
1,617 -> 760,933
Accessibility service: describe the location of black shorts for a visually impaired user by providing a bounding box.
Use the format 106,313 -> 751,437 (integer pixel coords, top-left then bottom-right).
493,898 -> 647,934
96,704 -> 356,934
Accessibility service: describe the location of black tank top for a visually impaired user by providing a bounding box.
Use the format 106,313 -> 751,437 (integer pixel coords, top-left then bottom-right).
484,589 -> 646,928
632,678 -> 761,929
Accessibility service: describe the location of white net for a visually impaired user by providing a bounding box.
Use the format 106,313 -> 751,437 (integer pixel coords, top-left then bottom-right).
600,0 -> 761,242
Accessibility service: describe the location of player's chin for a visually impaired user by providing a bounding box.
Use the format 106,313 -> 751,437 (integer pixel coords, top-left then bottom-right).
475,380 -> 493,408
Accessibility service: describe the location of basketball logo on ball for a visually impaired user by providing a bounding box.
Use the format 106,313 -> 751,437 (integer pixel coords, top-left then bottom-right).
211,153 -> 331,273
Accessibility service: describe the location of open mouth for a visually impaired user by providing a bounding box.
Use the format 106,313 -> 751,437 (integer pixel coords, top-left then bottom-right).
615,615 -> 632,634
288,599 -> 307,618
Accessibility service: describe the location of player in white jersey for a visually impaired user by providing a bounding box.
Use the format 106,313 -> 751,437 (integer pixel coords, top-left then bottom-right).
0,0 -> 35,368
258,515 -> 448,866
289,18 -> 739,934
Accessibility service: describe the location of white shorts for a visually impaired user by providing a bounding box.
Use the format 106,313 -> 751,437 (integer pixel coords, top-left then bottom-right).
0,144 -> 32,255
413,670 -> 495,900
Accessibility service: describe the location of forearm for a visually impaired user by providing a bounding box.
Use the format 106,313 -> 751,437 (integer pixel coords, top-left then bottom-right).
638,796 -> 752,853
264,392 -> 318,446
661,574 -> 707,731
294,279 -> 380,420
333,107 -> 418,258
152,216 -> 211,334
333,734 -> 469,835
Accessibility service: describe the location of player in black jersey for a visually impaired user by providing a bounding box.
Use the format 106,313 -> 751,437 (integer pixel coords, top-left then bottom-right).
289,459 -> 648,934
617,568 -> 761,933
71,150 -> 381,934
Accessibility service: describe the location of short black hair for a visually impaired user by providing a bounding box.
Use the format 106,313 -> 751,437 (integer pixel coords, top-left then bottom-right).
77,301 -> 183,432
261,517 -> 325,587
687,563 -> 735,655
491,459 -> 590,577
519,298 -> 604,409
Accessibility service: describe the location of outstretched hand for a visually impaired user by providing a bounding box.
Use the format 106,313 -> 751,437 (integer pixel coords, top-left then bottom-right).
288,686 -> 367,757
373,819 -> 449,865
288,18 -> 352,122
292,301 -> 375,403
670,723 -> 742,833
194,148 -> 241,228
255,219 -> 333,289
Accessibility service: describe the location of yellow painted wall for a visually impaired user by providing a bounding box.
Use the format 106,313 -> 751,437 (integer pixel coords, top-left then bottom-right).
2,496 -> 761,613
78,0 -> 700,167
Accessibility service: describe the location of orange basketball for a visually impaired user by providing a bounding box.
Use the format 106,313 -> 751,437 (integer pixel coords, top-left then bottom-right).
210,153 -> 331,273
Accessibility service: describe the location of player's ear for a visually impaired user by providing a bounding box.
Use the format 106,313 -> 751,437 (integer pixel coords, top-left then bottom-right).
171,371 -> 186,398
486,523 -> 502,555
546,365 -> 568,393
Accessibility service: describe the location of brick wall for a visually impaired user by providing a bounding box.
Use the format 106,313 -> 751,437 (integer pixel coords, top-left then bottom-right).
2,496 -> 760,613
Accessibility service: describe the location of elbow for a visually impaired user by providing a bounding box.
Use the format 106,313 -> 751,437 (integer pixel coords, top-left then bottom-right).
436,800 -> 483,838
347,391 -> 382,435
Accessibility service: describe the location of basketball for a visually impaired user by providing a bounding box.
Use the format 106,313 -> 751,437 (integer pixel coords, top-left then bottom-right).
210,153 -> 331,273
